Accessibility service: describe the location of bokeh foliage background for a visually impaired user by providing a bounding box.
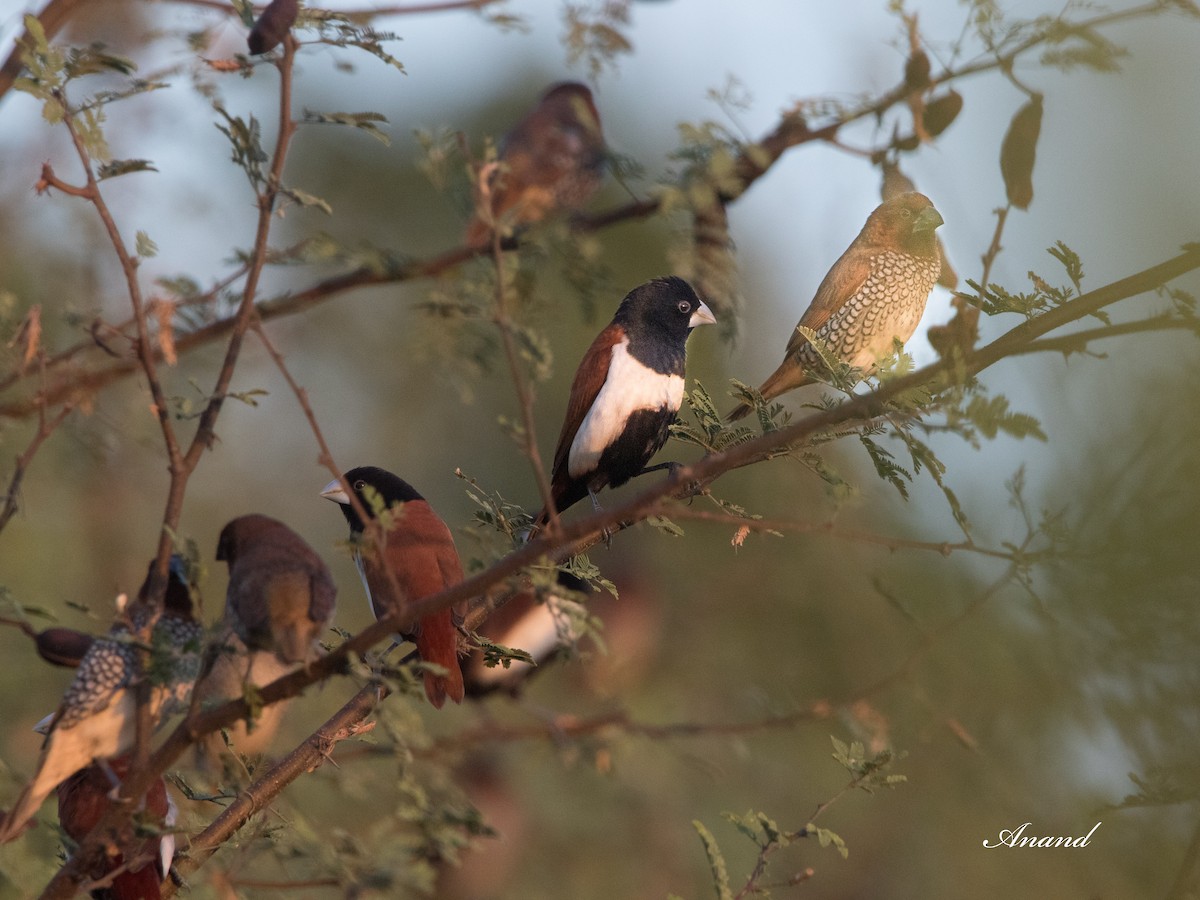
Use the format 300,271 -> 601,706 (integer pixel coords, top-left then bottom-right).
0,0 -> 1199,897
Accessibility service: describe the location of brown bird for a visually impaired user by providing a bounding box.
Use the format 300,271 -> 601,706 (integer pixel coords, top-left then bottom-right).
465,82 -> 606,248
217,514 -> 337,666
0,558 -> 201,843
193,632 -> 298,771
728,192 -> 943,420
57,756 -> 176,900
321,467 -> 466,708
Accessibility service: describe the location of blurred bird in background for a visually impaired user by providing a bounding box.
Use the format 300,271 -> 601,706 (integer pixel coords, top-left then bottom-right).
216,514 -> 337,667
56,755 -> 177,900
534,276 -> 715,526
322,467 -> 466,708
465,82 -> 606,248
728,192 -> 943,420
0,556 -> 202,843
192,631 -> 298,772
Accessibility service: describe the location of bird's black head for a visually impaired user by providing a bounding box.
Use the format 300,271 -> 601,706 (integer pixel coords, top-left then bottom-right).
322,466 -> 425,533
862,191 -> 943,257
613,276 -> 716,344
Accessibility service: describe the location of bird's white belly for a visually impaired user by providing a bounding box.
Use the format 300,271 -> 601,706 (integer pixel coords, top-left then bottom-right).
568,340 -> 683,479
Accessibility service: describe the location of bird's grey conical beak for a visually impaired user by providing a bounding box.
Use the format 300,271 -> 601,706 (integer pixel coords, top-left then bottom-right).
915,207 -> 944,232
320,479 -> 350,505
690,300 -> 717,328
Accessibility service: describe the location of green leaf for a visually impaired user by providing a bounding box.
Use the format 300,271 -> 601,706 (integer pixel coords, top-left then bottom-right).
96,159 -> 158,181
303,109 -> 391,146
692,821 -> 734,900
644,515 -> 685,537
135,230 -> 158,258
282,186 -> 333,215
807,823 -> 849,859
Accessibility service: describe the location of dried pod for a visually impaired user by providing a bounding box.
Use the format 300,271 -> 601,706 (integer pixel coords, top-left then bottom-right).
35,627 -> 94,668
922,89 -> 963,138
248,0 -> 299,55
1000,94 -> 1043,210
905,48 -> 932,91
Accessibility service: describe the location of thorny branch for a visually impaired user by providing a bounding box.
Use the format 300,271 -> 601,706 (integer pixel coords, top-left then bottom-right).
3,0 -> 1190,420
32,241 -> 1200,898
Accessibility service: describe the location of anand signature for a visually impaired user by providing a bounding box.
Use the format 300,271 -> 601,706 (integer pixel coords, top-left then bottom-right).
983,821 -> 1100,848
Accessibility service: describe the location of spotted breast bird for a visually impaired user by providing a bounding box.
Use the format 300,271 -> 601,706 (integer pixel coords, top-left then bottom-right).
0,557 -> 202,843
727,192 -> 944,421
57,756 -> 177,900
465,81 -> 606,248
217,514 -> 337,667
534,276 -> 715,526
321,467 -> 466,709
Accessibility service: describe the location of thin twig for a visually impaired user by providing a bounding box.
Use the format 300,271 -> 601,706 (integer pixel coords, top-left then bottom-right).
661,507 -> 1017,560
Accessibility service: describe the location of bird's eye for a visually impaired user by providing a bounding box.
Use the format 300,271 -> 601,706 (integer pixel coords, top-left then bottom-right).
677,300 -> 691,314
354,480 -> 366,491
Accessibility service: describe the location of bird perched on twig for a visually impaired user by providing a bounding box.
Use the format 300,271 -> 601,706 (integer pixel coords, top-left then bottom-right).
321,467 -> 466,709
727,192 -> 943,421
534,276 -> 715,526
465,82 -> 606,248
0,557 -> 202,843
217,514 -> 337,667
193,631 -> 298,771
57,755 -> 177,900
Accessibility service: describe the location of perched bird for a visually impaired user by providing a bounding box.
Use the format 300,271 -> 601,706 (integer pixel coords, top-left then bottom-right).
216,514 -> 337,666
463,572 -> 588,698
321,467 -> 466,708
534,276 -> 715,525
0,557 -> 202,843
193,632 -> 298,771
57,756 -> 176,900
465,82 -> 606,248
727,192 -> 943,421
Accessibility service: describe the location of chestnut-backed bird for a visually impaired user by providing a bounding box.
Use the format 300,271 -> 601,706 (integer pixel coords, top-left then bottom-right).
727,192 -> 943,420
217,514 -> 337,666
0,558 -> 201,843
465,82 -> 606,248
57,756 -> 176,900
534,276 -> 715,526
321,467 -> 466,708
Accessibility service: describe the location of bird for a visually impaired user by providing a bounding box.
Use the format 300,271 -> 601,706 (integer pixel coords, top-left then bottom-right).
216,514 -> 337,666
193,632 -> 298,771
0,556 -> 202,843
727,192 -> 944,421
56,755 -> 177,900
463,572 -> 588,698
321,467 -> 466,708
465,81 -> 606,248
534,276 -> 715,525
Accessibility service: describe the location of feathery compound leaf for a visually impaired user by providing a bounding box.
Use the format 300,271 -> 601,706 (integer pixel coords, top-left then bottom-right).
303,110 -> 391,146
859,434 -> 913,499
692,820 -> 734,900
965,395 -> 1048,441
1047,240 -> 1084,292
808,824 -> 850,859
97,159 -> 158,181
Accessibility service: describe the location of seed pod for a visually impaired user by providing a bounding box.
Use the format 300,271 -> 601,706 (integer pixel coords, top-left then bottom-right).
905,49 -> 932,91
922,89 -> 963,138
248,0 -> 299,55
1000,94 -> 1043,210
36,627 -> 94,668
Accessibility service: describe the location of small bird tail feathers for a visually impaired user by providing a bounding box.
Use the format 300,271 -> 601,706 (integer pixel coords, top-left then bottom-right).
416,610 -> 465,709
0,779 -> 53,843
